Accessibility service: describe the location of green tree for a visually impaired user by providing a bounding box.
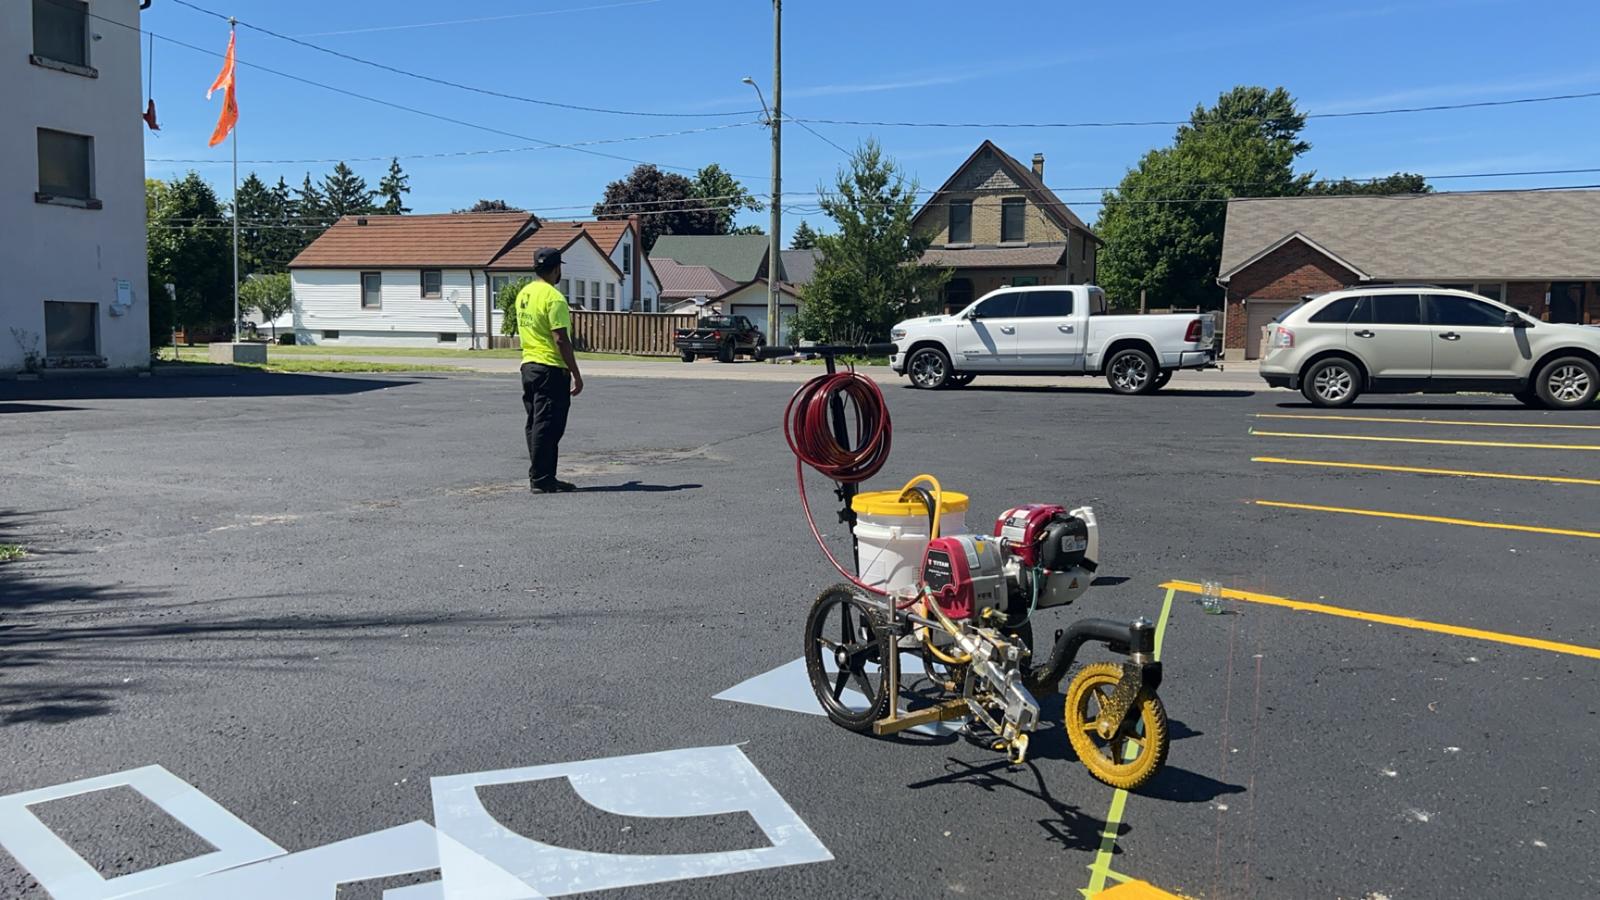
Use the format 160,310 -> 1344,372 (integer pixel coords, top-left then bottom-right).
233,173 -> 277,276
239,273 -> 293,341
790,220 -> 819,249
593,164 -> 719,250
795,140 -> 948,344
1306,172 -> 1431,196
457,199 -> 523,213
376,157 -> 411,215
147,172 -> 233,336
496,278 -> 533,335
320,161 -> 376,218
691,163 -> 762,234
731,224 -> 765,235
1095,86 -> 1313,310
293,173 -> 329,226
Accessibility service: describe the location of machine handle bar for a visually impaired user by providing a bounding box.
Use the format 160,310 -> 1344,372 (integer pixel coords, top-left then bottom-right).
757,342 -> 899,361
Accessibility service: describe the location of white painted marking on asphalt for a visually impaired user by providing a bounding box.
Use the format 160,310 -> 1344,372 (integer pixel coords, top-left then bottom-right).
713,655 -> 960,737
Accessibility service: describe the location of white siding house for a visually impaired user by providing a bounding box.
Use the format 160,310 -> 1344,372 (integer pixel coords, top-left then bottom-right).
2,0 -> 150,372
722,279 -> 801,345
290,268 -> 493,347
486,231 -> 624,334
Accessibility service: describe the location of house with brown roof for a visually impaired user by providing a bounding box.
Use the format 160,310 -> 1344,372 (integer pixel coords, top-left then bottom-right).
1217,191 -> 1600,359
288,212 -> 661,347
911,141 -> 1102,313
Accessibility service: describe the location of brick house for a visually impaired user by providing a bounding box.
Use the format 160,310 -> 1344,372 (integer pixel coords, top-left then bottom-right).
1218,191 -> 1600,359
911,141 -> 1102,313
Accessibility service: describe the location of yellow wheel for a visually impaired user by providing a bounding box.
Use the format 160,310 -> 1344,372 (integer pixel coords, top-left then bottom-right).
1064,662 -> 1169,790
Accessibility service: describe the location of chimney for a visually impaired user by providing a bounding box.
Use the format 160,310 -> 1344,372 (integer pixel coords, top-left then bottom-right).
1031,154 -> 1045,179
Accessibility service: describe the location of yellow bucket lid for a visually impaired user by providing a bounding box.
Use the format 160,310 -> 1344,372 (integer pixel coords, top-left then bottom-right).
851,489 -> 969,517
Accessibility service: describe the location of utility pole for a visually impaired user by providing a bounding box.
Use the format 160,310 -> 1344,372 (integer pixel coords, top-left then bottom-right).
230,17 -> 240,344
768,0 -> 782,346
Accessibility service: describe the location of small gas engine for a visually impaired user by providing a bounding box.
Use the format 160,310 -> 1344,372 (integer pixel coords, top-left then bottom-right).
922,505 -> 1098,624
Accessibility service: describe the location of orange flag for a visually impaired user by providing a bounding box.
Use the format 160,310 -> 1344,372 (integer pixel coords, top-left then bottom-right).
206,29 -> 237,147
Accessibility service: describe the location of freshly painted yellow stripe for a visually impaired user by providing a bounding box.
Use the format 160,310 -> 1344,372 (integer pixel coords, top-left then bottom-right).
1255,499 -> 1600,540
1164,580 -> 1600,661
1257,413 -> 1600,431
1095,882 -> 1189,899
1251,429 -> 1600,452
1251,456 -> 1600,487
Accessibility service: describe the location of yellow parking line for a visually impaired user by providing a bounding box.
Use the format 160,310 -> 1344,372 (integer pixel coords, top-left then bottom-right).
1254,499 -> 1600,540
1251,429 -> 1600,452
1164,580 -> 1600,661
1257,413 -> 1600,431
1251,456 -> 1600,487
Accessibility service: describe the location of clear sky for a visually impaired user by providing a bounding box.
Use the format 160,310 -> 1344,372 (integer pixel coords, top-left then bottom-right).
138,0 -> 1600,240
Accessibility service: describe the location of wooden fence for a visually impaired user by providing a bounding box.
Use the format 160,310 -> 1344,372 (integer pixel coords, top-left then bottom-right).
489,310 -> 692,356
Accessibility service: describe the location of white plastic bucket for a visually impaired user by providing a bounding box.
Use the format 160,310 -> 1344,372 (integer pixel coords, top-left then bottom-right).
850,490 -> 969,592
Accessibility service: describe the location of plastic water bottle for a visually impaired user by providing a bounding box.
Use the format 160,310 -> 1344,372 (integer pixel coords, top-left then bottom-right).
1198,580 -> 1224,615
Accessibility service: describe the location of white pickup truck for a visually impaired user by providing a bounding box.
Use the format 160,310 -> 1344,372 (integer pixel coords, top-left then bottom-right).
889,285 -> 1218,392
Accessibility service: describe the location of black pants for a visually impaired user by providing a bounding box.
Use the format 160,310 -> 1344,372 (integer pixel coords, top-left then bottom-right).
521,362 -> 571,486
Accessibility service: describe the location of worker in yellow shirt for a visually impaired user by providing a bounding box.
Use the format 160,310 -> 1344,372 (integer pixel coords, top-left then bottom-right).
516,247 -> 584,493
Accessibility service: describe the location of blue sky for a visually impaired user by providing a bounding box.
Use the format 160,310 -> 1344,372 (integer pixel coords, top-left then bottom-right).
139,0 -> 1600,240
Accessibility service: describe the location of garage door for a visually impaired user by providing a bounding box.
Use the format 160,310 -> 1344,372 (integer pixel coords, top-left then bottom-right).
731,304 -> 798,346
1245,300 -> 1295,359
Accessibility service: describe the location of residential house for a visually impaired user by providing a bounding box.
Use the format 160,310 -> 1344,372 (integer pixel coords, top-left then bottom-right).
650,234 -> 802,342
3,0 -> 151,372
911,141 -> 1102,313
288,213 -> 658,347
1218,191 -> 1600,359
654,258 -> 739,315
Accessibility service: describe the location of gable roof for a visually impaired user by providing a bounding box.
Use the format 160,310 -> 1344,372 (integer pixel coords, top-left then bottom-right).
779,249 -> 821,287
288,212 -> 532,268
1219,191 -> 1600,283
489,225 -> 623,278
648,234 -> 783,282
650,258 -> 741,299
914,140 -> 1099,243
579,219 -> 632,254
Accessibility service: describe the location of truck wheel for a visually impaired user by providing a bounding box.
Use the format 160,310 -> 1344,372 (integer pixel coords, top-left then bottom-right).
716,341 -> 735,364
1152,370 -> 1173,391
949,373 -> 976,388
680,351 -> 695,363
1534,356 -> 1599,409
752,339 -> 766,361
1106,348 -> 1158,394
1301,357 -> 1362,407
907,347 -> 952,389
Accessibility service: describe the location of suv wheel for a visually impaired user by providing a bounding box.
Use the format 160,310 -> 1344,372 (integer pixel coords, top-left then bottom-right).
1106,348 -> 1157,394
1534,356 -> 1599,409
907,347 -> 952,389
1302,357 -> 1361,407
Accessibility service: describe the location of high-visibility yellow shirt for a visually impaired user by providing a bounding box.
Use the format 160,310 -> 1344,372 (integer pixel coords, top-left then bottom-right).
515,279 -> 571,367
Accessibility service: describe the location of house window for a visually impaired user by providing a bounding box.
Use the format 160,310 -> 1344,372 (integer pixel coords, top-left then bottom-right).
605,283 -> 616,311
44,301 -> 96,357
322,330 -> 340,340
421,269 -> 442,299
591,281 -> 601,311
37,128 -> 94,204
943,278 -> 974,313
574,280 -> 586,307
621,243 -> 632,275
948,199 -> 972,244
438,332 -> 457,343
33,0 -> 89,69
561,278 -> 571,299
361,272 -> 382,309
1001,198 -> 1025,243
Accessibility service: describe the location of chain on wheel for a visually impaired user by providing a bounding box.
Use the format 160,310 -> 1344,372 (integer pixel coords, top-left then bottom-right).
804,584 -> 893,733
1063,662 -> 1170,790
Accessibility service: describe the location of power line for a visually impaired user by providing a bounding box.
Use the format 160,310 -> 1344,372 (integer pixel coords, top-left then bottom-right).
167,0 -> 758,120
791,90 -> 1600,129
787,115 -> 853,158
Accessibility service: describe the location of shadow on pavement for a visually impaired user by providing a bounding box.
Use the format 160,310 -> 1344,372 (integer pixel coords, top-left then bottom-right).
0,402 -> 84,414
908,757 -> 1121,852
1273,400 -> 1565,412
578,481 -> 703,493
955,385 -> 1257,399
1137,765 -> 1247,804
0,370 -> 414,402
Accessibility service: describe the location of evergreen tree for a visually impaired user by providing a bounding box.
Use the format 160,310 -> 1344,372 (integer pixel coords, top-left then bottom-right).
147,172 -> 233,333
320,161 -> 376,218
293,173 -> 328,226
376,157 -> 411,215
233,173 -> 276,277
790,220 -> 819,250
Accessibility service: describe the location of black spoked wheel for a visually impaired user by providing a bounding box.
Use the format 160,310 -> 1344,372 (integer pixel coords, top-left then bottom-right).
804,584 -> 893,733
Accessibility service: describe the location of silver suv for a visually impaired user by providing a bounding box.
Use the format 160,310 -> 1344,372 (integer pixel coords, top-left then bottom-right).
1258,287 -> 1600,409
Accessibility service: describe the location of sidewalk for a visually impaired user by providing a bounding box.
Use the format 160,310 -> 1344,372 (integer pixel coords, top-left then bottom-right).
313,353 -> 1270,392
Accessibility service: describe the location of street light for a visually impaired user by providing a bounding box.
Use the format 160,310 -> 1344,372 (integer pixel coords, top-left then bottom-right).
744,68 -> 781,348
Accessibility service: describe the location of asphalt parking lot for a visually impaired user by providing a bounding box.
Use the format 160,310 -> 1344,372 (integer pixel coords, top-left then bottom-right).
2,369 -> 1597,899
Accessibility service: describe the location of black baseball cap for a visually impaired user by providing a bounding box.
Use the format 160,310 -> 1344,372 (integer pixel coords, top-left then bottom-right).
534,247 -> 562,270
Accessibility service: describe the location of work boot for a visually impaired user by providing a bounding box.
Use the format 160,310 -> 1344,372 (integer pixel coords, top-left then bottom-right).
530,480 -> 578,494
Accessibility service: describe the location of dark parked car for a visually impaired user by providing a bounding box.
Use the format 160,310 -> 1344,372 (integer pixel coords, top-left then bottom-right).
675,315 -> 765,363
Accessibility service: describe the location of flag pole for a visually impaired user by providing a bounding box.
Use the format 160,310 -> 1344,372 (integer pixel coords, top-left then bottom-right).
229,18 -> 239,344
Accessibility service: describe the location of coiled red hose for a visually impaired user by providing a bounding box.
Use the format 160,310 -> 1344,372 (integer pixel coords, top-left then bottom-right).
784,371 -> 894,595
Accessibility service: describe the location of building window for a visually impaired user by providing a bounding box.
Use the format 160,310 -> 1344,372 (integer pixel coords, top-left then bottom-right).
943,278 -> 974,313
33,0 -> 89,69
438,332 -> 457,343
605,283 -> 616,311
44,301 -> 97,357
361,272 -> 382,309
948,199 -> 972,244
421,269 -> 442,299
591,281 -> 601,311
574,280 -> 586,308
36,128 -> 95,205
322,330 -> 340,340
1001,198 -> 1025,243
560,278 -> 571,298
621,243 -> 632,275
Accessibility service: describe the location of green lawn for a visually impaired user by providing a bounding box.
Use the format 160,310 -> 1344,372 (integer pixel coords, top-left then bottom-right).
154,347 -> 461,373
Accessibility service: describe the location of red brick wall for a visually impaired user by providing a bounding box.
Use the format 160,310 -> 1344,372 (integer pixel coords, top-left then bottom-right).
1223,240 -> 1358,352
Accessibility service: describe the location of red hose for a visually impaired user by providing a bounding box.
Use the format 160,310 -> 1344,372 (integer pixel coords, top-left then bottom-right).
784,371 -> 893,596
